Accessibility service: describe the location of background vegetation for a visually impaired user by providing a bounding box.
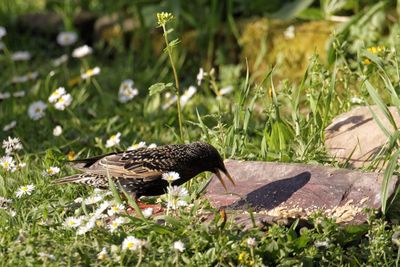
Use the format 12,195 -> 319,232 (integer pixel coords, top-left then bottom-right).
1,0 -> 400,265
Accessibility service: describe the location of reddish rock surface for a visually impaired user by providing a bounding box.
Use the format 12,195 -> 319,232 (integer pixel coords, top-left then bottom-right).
204,160 -> 397,226
325,105 -> 400,168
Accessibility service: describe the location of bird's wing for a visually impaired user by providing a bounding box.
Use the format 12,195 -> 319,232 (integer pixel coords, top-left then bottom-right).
74,149 -> 165,181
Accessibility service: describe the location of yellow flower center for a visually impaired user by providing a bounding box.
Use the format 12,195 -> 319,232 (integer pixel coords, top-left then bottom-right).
21,186 -> 28,192
85,69 -> 94,76
126,242 -> 133,249
67,151 -> 76,160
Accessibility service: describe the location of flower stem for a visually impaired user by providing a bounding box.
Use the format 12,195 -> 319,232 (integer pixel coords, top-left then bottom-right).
135,249 -> 143,267
162,24 -> 184,141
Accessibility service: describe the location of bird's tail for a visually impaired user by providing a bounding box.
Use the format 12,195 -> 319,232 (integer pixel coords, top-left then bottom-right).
52,174 -> 93,184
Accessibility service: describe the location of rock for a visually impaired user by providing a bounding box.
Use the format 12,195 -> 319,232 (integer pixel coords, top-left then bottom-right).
240,19 -> 335,82
325,105 -> 400,168
204,160 -> 397,227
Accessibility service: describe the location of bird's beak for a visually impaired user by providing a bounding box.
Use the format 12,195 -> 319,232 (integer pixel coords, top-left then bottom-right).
215,168 -> 235,191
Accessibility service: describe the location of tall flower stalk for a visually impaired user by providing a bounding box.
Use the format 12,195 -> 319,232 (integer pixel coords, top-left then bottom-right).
156,12 -> 184,141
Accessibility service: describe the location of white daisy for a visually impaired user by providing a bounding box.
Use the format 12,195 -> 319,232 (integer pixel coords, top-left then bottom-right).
166,185 -> 189,210
162,95 -> 177,110
180,86 -> 197,107
3,121 -> 16,132
167,198 -> 188,210
11,75 -> 28,84
37,252 -> 55,261
13,91 -> 25,98
84,195 -> 103,205
173,240 -> 185,252
127,141 -> 146,151
118,79 -> 139,103
122,236 -> 147,251
12,72 -> 38,84
167,186 -> 188,198
94,201 -> 111,217
283,25 -> 295,40
72,45 -> 93,58
219,85 -> 233,96
197,68 -> 205,86
97,247 -> 109,260
0,26 -> 6,39
0,155 -> 15,171
54,93 -> 72,110
0,92 -> 11,100
52,54 -> 68,67
2,136 -> 23,154
18,162 -> 26,169
57,32 -> 78,46
105,133 -> 121,148
53,125 -> 63,136
11,51 -> 31,61
45,166 -> 60,176
48,87 -> 66,103
314,239 -> 330,248
351,97 -> 363,104
142,208 -> 153,218
162,171 -> 180,183
28,101 -> 47,120
9,209 -> 16,217
246,237 -> 256,247
107,204 -> 125,216
15,184 -> 35,198
74,197 -> 83,203
81,66 -> 101,80
109,217 -> 127,232
64,216 -> 82,228
77,217 -> 96,235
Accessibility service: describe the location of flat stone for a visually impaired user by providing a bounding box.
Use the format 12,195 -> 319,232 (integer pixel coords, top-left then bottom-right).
204,160 -> 397,226
325,105 -> 400,168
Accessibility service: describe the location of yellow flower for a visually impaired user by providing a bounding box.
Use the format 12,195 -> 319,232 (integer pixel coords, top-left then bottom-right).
367,47 -> 378,54
238,252 -> 247,263
67,150 -> 76,160
156,12 -> 174,27
367,46 -> 385,55
363,58 -> 371,65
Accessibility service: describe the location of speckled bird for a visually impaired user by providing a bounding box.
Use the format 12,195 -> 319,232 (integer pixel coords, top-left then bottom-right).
53,141 -> 235,198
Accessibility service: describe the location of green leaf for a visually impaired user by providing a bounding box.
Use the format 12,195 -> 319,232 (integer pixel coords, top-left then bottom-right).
120,186 -> 145,220
365,80 -> 397,136
148,82 -> 173,96
269,0 -> 314,20
108,177 -> 122,205
381,151 -> 399,214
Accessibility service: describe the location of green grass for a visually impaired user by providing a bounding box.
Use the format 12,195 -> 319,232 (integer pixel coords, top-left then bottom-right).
1,2 -> 400,266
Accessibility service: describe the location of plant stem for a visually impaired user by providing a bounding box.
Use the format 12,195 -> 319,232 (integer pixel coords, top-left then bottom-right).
162,24 -> 184,141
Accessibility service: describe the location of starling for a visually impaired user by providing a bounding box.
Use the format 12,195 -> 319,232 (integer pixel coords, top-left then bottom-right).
53,141 -> 235,198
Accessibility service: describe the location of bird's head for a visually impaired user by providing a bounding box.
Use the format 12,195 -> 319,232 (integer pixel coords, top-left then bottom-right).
190,142 -> 235,190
